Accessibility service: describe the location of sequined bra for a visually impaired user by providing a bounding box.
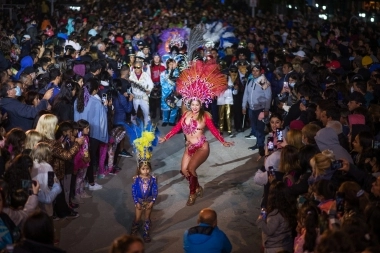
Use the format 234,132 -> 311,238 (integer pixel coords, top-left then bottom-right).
181,118 -> 199,135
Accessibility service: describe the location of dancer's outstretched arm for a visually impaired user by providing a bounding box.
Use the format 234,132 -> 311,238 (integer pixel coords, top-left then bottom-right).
204,112 -> 234,147
159,112 -> 187,143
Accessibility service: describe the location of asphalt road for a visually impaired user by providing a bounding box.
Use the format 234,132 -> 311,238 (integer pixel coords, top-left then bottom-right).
57,127 -> 263,253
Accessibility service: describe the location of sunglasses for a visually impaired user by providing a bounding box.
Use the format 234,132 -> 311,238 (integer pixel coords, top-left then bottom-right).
230,70 -> 238,73
134,66 -> 142,69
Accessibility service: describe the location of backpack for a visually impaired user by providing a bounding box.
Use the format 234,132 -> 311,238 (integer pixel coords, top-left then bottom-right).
0,212 -> 21,243
283,170 -> 296,187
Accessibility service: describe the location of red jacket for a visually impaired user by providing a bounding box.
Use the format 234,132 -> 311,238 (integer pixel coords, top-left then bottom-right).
150,64 -> 166,83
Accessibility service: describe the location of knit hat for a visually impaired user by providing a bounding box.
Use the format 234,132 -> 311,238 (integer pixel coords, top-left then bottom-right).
362,56 -> 373,66
289,120 -> 305,131
326,75 -> 337,84
348,91 -> 366,104
0,52 -> 12,71
23,66 -> 36,74
294,50 -> 306,58
326,60 -> 341,69
348,114 -> 365,127
350,74 -> 364,82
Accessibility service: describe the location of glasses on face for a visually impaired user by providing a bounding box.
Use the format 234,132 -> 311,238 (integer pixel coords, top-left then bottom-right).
230,70 -> 237,73
134,66 -> 142,69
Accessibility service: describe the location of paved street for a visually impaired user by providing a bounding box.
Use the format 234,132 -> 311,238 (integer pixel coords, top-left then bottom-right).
57,127 -> 263,253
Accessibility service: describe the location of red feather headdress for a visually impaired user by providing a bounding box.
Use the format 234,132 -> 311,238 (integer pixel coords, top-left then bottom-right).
176,60 -> 227,107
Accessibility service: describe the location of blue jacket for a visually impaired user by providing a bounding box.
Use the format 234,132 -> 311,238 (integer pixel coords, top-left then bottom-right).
183,223 -> 232,253
0,97 -> 49,131
14,56 -> 33,81
39,82 -> 60,104
113,93 -> 133,124
74,96 -> 109,143
160,69 -> 179,111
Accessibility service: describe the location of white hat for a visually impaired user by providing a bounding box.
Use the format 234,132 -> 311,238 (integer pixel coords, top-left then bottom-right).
100,80 -> 109,86
294,50 -> 306,58
66,41 -> 81,51
23,34 -> 31,39
72,43 -> 81,51
136,51 -> 145,59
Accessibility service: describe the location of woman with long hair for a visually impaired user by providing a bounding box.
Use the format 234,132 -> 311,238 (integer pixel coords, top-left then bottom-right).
294,203 -> 320,253
351,131 -> 373,171
279,145 -> 301,187
51,79 -> 79,122
4,128 -> 26,161
35,114 -> 82,218
338,181 -> 370,221
74,78 -> 109,190
159,61 -> 234,206
257,181 -> 297,253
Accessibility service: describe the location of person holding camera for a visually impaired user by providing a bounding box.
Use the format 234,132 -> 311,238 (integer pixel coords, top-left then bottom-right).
0,82 -> 53,131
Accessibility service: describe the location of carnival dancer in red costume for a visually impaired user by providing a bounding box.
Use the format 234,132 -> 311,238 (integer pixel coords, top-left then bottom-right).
158,60 -> 234,206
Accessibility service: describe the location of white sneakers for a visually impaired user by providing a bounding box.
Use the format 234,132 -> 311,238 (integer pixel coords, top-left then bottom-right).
89,182 -> 102,191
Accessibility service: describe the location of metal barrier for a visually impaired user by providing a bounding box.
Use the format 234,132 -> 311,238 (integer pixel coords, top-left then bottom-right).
0,4 -> 25,19
1,7 -> 12,19
1,4 -> 25,9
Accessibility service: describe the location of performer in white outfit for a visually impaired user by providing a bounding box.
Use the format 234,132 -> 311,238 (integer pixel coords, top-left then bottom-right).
129,61 -> 154,126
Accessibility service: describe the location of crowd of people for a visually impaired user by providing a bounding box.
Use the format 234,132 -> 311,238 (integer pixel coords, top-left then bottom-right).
0,0 -> 380,252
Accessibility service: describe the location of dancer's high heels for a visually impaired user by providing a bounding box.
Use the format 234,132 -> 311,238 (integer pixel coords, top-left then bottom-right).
186,194 -> 197,206
196,186 -> 203,198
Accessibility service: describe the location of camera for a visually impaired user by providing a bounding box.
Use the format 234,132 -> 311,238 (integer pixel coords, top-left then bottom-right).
331,160 -> 343,170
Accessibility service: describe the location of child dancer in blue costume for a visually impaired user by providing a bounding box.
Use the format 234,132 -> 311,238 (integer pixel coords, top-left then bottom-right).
127,120 -> 159,243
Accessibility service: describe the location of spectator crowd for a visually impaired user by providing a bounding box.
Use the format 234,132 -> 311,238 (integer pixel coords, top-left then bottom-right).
1,0 -> 380,252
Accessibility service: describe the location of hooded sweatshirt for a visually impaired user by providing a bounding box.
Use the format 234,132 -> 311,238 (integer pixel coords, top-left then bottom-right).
14,56 -> 33,80
315,127 -> 354,164
183,223 -> 232,253
66,18 -> 75,36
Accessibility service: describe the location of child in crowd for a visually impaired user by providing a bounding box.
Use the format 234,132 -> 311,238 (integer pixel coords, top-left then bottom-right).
106,126 -> 126,175
24,130 -> 43,154
294,204 -> 320,253
30,142 -> 62,216
73,119 -> 91,202
311,179 -> 336,215
4,128 -> 26,161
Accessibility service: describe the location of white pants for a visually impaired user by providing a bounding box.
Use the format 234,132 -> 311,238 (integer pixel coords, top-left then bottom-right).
133,98 -> 150,126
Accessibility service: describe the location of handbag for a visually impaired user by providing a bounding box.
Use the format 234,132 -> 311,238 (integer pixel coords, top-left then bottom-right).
165,91 -> 182,108
253,167 -> 268,186
150,84 -> 162,99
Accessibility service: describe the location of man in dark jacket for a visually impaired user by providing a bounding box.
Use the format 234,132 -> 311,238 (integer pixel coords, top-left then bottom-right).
0,82 -> 52,131
183,208 -> 232,253
26,20 -> 38,44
